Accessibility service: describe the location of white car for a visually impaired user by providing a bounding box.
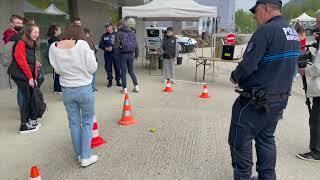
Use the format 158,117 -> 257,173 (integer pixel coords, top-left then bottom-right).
146,27 -> 198,53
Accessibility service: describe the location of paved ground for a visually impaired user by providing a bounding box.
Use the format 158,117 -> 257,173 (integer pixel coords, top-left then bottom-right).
0,47 -> 320,180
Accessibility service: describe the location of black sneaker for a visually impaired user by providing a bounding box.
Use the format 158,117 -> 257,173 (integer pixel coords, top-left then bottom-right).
20,122 -> 40,134
107,80 -> 112,88
296,151 -> 320,162
116,80 -> 122,87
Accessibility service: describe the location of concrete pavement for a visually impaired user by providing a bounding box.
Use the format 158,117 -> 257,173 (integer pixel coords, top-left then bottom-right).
0,47 -> 319,180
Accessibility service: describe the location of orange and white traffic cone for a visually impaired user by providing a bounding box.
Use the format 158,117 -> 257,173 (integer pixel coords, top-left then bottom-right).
29,166 -> 41,180
199,84 -> 210,99
163,80 -> 173,93
118,93 -> 137,126
91,116 -> 106,149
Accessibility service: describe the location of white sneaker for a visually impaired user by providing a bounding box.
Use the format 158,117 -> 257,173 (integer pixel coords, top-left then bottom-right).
81,155 -> 98,167
132,86 -> 140,93
120,88 -> 128,94
77,156 -> 81,163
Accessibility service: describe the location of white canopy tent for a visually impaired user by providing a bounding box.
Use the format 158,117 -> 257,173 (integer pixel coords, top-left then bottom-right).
292,13 -> 316,22
44,4 -> 69,17
122,0 -> 217,20
122,0 -> 218,62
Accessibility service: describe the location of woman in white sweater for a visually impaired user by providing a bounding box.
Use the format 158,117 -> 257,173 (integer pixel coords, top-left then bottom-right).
49,24 -> 98,167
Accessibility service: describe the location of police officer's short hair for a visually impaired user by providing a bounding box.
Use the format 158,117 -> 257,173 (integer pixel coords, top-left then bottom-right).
266,3 -> 282,12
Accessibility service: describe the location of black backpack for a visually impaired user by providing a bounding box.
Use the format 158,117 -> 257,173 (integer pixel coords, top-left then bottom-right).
30,87 -> 47,120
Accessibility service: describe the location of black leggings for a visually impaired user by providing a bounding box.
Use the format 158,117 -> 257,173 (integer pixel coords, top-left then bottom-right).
309,97 -> 320,153
14,80 -> 32,124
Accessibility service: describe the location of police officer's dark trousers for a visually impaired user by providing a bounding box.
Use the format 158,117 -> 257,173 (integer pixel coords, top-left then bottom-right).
309,97 -> 320,153
228,97 -> 287,180
104,53 -> 121,81
120,53 -> 138,89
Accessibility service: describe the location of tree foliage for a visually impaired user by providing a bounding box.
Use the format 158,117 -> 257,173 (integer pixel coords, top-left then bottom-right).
283,0 -> 320,20
235,9 -> 256,33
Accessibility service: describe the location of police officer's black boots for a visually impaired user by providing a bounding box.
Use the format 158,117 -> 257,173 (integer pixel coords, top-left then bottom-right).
297,151 -> 320,162
116,80 -> 122,87
107,80 -> 112,88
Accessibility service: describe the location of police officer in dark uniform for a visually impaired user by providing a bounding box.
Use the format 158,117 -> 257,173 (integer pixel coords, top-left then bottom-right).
228,1 -> 300,180
99,23 -> 122,88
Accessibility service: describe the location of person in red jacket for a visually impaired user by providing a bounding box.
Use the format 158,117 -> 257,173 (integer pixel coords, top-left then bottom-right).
8,24 -> 41,134
2,14 -> 23,44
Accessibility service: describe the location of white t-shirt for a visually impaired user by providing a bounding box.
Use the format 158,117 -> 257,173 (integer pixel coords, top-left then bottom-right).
49,40 -> 97,87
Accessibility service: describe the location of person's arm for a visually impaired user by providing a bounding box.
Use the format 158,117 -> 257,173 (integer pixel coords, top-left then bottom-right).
231,28 -> 268,84
134,35 -> 139,58
99,34 -> 105,51
13,40 -> 33,80
83,42 -> 98,74
305,52 -> 320,77
176,40 -> 181,57
113,32 -> 121,55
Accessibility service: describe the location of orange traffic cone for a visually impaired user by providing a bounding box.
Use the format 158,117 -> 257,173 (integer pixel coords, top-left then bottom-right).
199,84 -> 210,99
91,116 -> 106,148
29,166 -> 41,180
118,93 -> 137,126
163,80 -> 173,92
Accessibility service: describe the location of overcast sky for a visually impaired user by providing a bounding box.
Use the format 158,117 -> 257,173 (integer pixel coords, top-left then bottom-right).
236,0 -> 290,10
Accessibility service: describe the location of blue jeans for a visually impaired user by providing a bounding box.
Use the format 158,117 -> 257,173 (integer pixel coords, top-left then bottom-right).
92,73 -> 97,90
62,84 -> 95,159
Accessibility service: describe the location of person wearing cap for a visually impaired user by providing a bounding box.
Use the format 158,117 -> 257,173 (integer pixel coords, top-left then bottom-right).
228,1 -> 300,179
160,27 -> 180,84
84,27 -> 98,92
99,23 -> 122,88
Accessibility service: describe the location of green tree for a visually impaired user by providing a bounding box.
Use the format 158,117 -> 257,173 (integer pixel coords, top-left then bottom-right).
235,9 -> 256,33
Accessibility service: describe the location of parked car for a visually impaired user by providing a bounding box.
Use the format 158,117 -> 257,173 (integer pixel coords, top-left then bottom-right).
146,27 -> 197,53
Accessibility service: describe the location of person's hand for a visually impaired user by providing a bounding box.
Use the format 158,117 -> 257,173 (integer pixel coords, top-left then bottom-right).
230,76 -> 236,84
105,47 -> 112,52
36,61 -> 42,67
29,78 -> 35,88
299,68 -> 305,76
34,80 -> 38,87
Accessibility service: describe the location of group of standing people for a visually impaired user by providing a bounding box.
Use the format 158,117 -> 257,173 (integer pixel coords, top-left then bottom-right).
2,15 -> 141,167
3,15 -> 43,134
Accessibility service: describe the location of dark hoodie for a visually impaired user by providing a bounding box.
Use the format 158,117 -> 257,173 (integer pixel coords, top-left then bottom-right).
2,28 -> 18,44
114,26 -> 139,58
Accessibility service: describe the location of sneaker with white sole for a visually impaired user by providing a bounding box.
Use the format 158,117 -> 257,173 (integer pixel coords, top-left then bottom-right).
81,155 -> 98,167
120,88 -> 128,94
132,86 -> 140,93
77,156 -> 81,163
30,120 -> 42,128
20,122 -> 40,134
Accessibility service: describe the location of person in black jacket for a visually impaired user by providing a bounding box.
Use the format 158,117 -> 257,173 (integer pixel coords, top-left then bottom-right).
47,25 -> 62,95
8,24 -> 42,134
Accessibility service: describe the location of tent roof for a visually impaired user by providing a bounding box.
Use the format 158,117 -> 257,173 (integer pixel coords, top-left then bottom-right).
293,13 -> 316,22
44,4 -> 67,15
24,1 -> 46,14
122,0 -> 217,20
